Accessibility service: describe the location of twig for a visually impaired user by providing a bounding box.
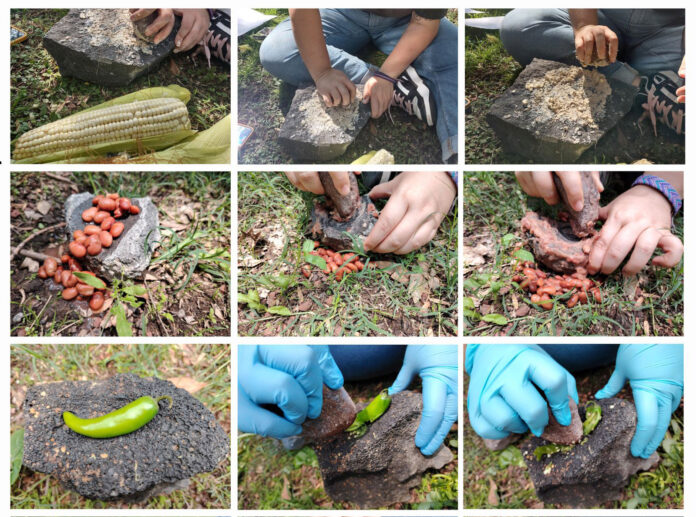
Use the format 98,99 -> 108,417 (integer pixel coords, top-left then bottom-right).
10,222 -> 65,261
144,276 -> 168,335
43,172 -> 75,185
18,249 -> 51,262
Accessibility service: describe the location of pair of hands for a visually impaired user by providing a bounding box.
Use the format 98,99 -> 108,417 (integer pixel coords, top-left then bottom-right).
466,344 -> 683,458
516,171 -> 683,276
239,345 -> 458,456
314,69 -> 394,118
129,8 -> 209,51
286,172 -> 455,255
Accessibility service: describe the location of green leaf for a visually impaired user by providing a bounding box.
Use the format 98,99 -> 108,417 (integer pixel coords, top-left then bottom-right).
121,284 -> 147,297
462,297 -> 475,309
267,305 -> 292,316
497,445 -> 525,469
237,290 -> 266,312
10,428 -> 24,485
112,302 -> 133,337
305,253 -> 327,270
489,281 -> 504,295
72,272 -> 106,289
514,249 -> 535,263
462,308 -> 480,319
583,401 -> 602,435
501,233 -> 516,247
482,313 -> 508,325
302,239 -> 315,253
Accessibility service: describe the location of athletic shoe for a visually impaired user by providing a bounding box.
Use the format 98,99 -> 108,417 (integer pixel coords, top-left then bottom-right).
636,71 -> 685,136
392,66 -> 437,126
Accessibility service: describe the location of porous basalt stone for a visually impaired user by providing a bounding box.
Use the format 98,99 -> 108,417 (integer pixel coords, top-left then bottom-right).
540,397 -> 583,445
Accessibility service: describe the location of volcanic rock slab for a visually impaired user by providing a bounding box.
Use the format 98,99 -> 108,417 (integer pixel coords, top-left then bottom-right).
313,390 -> 453,508
521,398 -> 659,507
309,194 -> 377,250
22,374 -> 229,502
487,58 -> 636,163
540,398 -> 583,445
43,9 -> 179,86
65,192 -> 159,280
278,85 -> 371,162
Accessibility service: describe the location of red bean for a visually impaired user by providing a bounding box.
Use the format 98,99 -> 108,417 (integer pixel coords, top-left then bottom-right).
334,254 -> 343,266
54,271 -> 62,284
93,211 -> 110,224
301,266 -> 311,279
356,261 -> 364,271
329,262 -> 338,273
567,293 -> 580,308
38,266 -> 47,279
92,195 -> 103,206
110,222 -> 124,238
68,259 -> 81,272
87,236 -> 102,256
62,287 -> 78,300
343,253 -> 357,264
76,235 -> 89,246
77,283 -> 95,296
346,262 -> 358,272
99,231 -> 113,247
113,208 -> 123,218
107,193 -> 119,200
89,292 -> 105,311
60,254 -> 70,264
73,229 -> 86,240
530,294 -> 541,304
82,206 -> 98,222
62,270 -> 78,288
44,257 -> 58,276
84,224 -> 101,236
98,198 -> 117,211
313,241 -> 320,248
578,291 -> 588,304
540,293 -> 553,311
118,198 -> 131,211
590,287 -> 602,302
100,216 -> 115,230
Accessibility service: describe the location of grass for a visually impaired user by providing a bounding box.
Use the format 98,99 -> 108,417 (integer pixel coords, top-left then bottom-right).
464,8 -> 685,164
238,376 -> 457,509
10,344 -> 231,509
461,172 -> 683,336
10,171 -> 231,337
463,363 -> 683,509
238,9 -> 456,164
237,172 -> 458,336
11,9 -> 230,142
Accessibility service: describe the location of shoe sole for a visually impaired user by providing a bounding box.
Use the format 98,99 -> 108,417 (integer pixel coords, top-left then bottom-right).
403,66 -> 435,126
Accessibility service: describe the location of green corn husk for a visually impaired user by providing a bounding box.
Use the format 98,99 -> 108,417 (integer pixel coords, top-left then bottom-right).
12,85 -> 196,164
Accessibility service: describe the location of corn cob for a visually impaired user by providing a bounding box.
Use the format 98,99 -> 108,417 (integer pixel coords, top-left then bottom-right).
13,97 -> 191,161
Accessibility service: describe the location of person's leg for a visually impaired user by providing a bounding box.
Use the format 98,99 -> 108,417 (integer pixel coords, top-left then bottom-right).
371,15 -> 459,162
329,345 -> 406,381
259,9 -> 373,86
539,344 -> 619,372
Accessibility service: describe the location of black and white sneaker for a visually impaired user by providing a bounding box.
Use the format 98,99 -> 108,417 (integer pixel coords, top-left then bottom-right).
392,66 -> 437,127
636,70 -> 685,136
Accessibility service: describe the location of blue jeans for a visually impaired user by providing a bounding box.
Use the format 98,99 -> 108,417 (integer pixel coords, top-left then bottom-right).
260,9 -> 458,162
540,344 -> 619,372
501,9 -> 684,84
329,345 -> 406,381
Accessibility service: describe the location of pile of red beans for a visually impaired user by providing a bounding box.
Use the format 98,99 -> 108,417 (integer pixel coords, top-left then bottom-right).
512,261 -> 601,310
304,241 -> 365,281
36,193 -> 140,311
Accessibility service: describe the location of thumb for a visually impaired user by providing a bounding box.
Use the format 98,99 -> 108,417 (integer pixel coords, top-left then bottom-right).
329,172 -> 351,196
596,368 -> 627,399
362,80 -> 372,103
368,181 -> 394,200
388,361 -> 415,395
313,345 -> 344,390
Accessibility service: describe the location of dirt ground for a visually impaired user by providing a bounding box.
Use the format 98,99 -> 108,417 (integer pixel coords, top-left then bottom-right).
237,172 -> 458,337
10,172 -> 230,337
462,172 -> 683,336
463,346 -> 684,509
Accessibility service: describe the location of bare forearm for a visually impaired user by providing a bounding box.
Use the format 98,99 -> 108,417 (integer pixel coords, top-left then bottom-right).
289,9 -> 331,82
380,14 -> 440,78
569,9 -> 599,30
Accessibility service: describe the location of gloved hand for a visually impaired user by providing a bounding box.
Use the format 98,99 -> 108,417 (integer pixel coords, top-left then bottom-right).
466,344 -> 578,439
238,345 -> 344,438
596,344 -> 683,458
388,345 -> 458,456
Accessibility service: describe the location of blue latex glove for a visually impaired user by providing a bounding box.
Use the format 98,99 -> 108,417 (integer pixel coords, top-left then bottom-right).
596,344 -> 683,459
238,345 -> 344,438
388,345 -> 458,456
466,344 -> 578,439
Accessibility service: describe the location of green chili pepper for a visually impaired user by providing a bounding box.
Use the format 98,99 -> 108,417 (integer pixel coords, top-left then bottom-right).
63,395 -> 172,439
345,389 -> 391,438
582,401 -> 602,435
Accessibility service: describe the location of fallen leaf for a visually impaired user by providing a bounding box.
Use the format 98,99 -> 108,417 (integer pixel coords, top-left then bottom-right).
168,376 -> 206,393
36,200 -> 51,215
487,479 -> 499,506
168,57 -> 180,76
21,257 -> 39,273
281,476 -> 291,500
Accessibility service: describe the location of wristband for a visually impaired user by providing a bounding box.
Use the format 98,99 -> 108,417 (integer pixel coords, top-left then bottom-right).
631,174 -> 682,214
372,70 -> 398,85
449,172 -> 458,185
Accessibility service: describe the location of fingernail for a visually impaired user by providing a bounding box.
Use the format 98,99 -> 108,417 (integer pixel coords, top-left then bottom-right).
340,185 -> 350,195
574,201 -> 583,211
176,39 -> 181,47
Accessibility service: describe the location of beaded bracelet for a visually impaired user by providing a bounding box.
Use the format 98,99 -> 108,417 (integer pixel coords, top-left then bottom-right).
372,70 -> 398,85
631,174 -> 682,214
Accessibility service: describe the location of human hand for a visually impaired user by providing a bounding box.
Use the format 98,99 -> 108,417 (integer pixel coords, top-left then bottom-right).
587,185 -> 683,276
388,345 -> 457,455
574,24 -> 619,65
314,68 -> 356,107
363,76 -> 395,118
129,8 -> 176,44
238,345 -> 344,438
172,9 -> 210,52
596,344 -> 683,458
284,172 -> 355,195
677,56 -> 685,103
466,344 -> 578,439
515,171 -> 603,211
363,172 -> 455,254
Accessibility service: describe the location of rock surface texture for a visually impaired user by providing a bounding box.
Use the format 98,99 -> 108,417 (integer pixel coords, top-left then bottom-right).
300,386 -> 357,443
487,58 -> 636,163
65,192 -> 160,280
521,398 -> 659,506
23,374 -> 229,502
43,9 -> 178,86
313,390 -> 453,508
278,85 -> 371,162
540,398 -> 583,445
